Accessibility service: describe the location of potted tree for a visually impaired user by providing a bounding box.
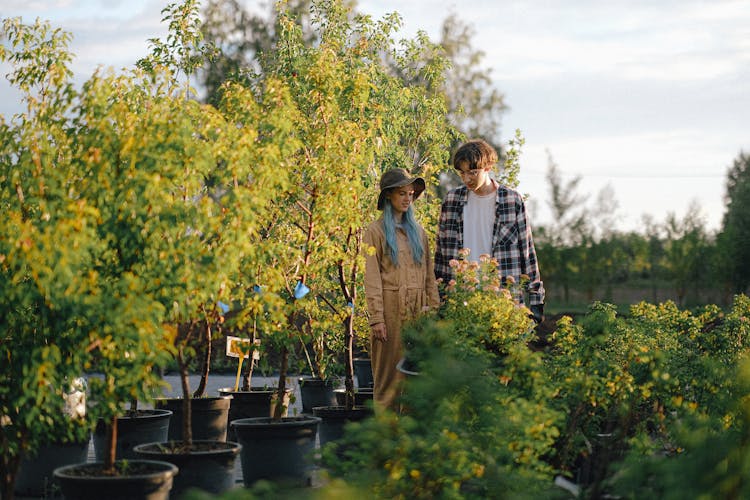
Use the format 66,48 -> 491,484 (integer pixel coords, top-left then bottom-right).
46,1 -> 252,496
230,0 -> 398,485
151,309 -> 233,444
211,70 -> 306,435
312,226 -> 374,447
51,62 -> 187,500
293,0 -> 455,447
217,279 -> 294,440
0,19 -> 92,500
132,4 -> 314,492
123,2 -> 311,497
0,17 -> 177,500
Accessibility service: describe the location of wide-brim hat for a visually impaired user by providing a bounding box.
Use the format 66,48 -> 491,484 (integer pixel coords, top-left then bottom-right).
377,168 -> 426,210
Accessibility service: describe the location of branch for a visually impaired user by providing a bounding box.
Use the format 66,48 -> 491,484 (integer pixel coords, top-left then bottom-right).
318,293 -> 340,316
295,199 -> 312,217
337,261 -> 351,304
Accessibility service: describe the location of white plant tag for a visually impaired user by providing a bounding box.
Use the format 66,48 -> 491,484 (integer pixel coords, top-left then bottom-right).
226,336 -> 260,360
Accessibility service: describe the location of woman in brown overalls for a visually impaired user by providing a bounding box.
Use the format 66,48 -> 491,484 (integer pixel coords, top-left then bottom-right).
364,169 -> 440,411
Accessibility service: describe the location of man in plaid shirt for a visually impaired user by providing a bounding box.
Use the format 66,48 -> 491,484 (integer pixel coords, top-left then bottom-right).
435,139 -> 545,324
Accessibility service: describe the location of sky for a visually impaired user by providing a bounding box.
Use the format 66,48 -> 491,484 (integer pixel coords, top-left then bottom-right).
2,0 -> 748,234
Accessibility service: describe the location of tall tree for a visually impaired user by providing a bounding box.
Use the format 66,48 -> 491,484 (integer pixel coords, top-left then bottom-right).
591,183 -> 620,239
200,0 -> 262,107
199,1 -> 504,155
719,151 -> 750,294
438,15 -> 507,150
200,0 -> 351,107
662,201 -> 710,306
543,151 -> 589,247
642,214 -> 666,303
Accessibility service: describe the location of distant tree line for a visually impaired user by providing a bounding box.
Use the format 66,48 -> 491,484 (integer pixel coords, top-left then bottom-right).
535,151 -> 750,309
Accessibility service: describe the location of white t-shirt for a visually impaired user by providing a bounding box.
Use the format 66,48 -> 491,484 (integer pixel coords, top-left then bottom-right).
463,190 -> 496,261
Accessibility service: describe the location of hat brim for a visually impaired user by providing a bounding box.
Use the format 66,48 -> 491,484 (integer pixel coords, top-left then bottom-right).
377,177 -> 426,210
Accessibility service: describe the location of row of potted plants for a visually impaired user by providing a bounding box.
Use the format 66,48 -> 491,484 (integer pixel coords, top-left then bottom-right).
1,0 -> 455,498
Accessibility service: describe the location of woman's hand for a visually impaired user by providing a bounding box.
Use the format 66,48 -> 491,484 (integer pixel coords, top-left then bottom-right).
371,322 -> 387,342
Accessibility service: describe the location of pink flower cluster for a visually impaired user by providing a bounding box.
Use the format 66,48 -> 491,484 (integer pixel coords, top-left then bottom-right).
445,249 -> 512,299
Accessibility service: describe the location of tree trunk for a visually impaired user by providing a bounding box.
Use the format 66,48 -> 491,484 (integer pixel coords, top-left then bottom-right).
193,321 -> 211,398
344,312 -> 355,410
177,347 -> 193,445
273,346 -> 289,420
104,415 -> 118,474
1,451 -> 21,500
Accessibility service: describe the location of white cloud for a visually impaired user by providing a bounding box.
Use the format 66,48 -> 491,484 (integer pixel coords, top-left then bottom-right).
430,0 -> 747,90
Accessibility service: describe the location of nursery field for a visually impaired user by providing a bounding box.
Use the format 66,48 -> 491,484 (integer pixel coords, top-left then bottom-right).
3,1 -> 749,499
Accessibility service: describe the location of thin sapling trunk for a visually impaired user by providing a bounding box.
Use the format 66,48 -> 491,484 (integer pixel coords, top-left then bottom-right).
193,320 -> 211,398
104,415 -> 118,474
241,314 -> 258,391
177,345 -> 193,446
273,345 -> 289,420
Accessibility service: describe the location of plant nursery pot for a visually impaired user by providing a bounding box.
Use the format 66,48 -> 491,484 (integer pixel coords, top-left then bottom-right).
218,387 -> 292,441
53,459 -> 178,500
231,415 -> 321,487
133,440 -> 241,497
334,387 -> 374,407
396,357 -> 420,377
93,409 -> 172,461
312,405 -> 372,447
298,376 -> 339,414
155,395 -> 232,442
353,357 -> 374,388
14,438 -> 90,498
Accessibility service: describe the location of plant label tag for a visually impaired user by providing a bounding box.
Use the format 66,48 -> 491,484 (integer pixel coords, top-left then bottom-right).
226,336 -> 260,360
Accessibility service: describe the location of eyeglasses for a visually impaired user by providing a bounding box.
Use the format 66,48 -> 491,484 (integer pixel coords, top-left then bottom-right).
458,169 -> 482,178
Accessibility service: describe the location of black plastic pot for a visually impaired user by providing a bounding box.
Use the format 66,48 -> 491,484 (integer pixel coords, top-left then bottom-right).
312,405 -> 372,447
298,376 -> 339,414
396,357 -> 420,377
155,395 -> 231,442
53,459 -> 178,500
231,415 -> 320,487
353,358 -> 374,388
15,439 -> 90,498
93,409 -> 172,461
218,387 -> 292,441
334,387 -> 374,407
133,440 -> 241,497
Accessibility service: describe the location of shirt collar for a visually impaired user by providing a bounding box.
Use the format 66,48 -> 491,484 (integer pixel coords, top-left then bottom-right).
457,179 -> 499,204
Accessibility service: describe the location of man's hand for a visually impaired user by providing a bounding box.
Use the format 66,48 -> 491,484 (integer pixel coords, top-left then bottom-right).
529,304 -> 545,325
371,322 -> 387,342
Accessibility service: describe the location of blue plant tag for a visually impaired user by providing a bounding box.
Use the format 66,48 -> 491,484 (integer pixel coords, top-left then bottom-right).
253,285 -> 262,293
217,301 -> 230,314
294,281 -> 310,299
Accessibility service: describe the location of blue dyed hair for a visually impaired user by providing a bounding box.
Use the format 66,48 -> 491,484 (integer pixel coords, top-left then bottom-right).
382,200 -> 424,266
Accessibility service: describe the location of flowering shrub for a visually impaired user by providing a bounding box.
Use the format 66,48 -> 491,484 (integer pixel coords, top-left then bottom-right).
320,294 -> 750,499
441,249 -> 535,355
322,318 -> 563,499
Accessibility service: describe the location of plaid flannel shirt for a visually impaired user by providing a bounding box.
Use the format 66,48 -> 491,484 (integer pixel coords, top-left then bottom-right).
435,181 -> 545,305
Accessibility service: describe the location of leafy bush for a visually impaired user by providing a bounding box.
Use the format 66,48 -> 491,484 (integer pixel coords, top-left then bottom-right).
322,317 -> 565,499
609,355 -> 750,499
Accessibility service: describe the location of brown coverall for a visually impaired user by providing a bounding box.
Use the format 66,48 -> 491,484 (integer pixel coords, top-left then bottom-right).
363,219 -> 440,411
